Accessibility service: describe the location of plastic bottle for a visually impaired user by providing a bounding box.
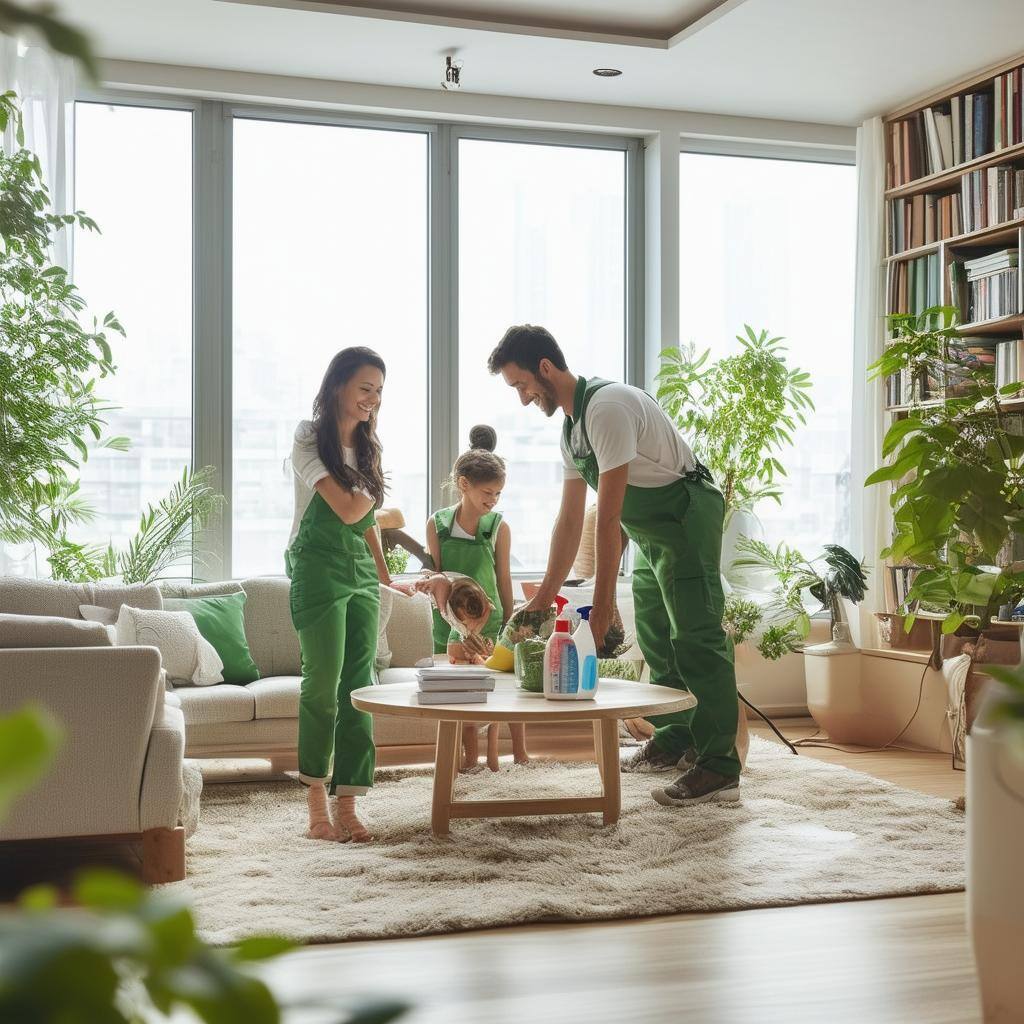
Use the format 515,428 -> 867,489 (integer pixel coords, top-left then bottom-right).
574,606 -> 599,699
543,595 -> 578,700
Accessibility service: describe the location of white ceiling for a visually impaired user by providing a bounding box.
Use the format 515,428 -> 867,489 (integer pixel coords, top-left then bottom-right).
63,0 -> 1024,126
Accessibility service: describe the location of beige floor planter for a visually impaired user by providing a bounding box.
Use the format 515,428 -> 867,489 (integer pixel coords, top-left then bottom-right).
967,683 -> 1024,1023
803,642 -> 891,746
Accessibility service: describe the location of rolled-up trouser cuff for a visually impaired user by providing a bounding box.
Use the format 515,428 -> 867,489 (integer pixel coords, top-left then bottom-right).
298,772 -> 330,787
331,783 -> 370,796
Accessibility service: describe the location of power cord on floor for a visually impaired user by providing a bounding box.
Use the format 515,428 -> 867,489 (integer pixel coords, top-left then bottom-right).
740,659 -> 932,757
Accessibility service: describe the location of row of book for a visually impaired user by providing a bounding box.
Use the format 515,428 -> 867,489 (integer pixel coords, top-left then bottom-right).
414,666 -> 495,705
993,67 -> 1024,152
960,164 -> 1024,235
888,163 -> 1024,255
887,254 -> 941,317
888,192 -> 963,254
889,93 -> 993,186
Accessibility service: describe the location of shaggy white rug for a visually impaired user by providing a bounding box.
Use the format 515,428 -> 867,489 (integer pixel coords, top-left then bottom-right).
170,738 -> 965,945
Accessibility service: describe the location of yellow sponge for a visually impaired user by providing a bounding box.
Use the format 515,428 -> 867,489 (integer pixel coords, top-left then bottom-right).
485,643 -> 514,673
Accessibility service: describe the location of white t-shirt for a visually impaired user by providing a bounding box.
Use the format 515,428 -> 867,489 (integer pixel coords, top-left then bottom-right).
561,382 -> 696,487
288,420 -> 362,546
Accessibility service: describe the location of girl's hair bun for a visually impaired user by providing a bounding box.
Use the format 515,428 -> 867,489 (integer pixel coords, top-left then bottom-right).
468,424 -> 497,452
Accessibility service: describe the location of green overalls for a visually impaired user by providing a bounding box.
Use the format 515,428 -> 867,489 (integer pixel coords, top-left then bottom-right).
566,377 -> 740,779
430,506 -> 504,654
285,491 -> 379,796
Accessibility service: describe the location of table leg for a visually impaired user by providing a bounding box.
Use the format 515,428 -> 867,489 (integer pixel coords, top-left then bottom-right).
599,719 -> 621,826
432,720 -> 460,837
593,720 -> 606,786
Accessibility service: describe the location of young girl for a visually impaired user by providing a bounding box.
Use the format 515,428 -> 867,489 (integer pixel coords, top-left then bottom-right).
286,347 -> 393,844
426,426 -> 528,771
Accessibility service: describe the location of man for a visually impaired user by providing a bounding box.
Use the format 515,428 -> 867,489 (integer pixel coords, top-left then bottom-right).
488,324 -> 740,806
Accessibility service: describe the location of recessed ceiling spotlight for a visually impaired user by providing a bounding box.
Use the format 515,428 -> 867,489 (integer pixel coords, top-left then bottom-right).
593,68 -> 622,77
442,55 -> 463,91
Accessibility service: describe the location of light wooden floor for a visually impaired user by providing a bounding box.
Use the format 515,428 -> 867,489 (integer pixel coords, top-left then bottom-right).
1,722 -> 979,1022
258,722 -> 979,1024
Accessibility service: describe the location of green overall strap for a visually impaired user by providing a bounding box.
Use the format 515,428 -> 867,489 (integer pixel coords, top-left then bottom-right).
563,376 -> 614,491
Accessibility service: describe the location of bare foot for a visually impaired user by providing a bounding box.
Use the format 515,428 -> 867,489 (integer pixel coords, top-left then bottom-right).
305,782 -> 336,841
331,795 -> 372,843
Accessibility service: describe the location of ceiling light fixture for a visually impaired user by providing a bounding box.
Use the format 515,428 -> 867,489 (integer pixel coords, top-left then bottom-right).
593,68 -> 622,77
442,55 -> 463,91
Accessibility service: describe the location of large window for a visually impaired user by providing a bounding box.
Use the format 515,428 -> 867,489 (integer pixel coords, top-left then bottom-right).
678,152 -> 856,555
72,102 -> 193,566
231,118 -> 428,577
458,137 -> 628,571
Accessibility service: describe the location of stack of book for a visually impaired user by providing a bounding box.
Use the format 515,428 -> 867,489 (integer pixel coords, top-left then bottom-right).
953,249 -> 1021,324
414,666 -> 496,705
995,337 -> 1024,391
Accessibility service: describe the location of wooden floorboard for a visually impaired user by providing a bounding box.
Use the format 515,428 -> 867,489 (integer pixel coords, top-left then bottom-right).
259,721 -> 977,1024
1,720 -> 979,1021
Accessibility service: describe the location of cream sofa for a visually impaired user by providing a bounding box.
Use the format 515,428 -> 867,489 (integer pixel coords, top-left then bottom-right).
0,579 -> 187,882
157,577 -> 442,766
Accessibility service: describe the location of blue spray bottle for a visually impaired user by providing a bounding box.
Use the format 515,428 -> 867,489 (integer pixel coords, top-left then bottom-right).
574,606 -> 599,699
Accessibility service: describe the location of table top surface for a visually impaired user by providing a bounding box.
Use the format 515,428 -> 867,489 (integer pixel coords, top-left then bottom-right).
350,677 -> 697,723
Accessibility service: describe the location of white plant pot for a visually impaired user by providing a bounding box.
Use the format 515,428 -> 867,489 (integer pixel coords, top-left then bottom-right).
803,641 -> 895,746
967,682 -> 1024,1022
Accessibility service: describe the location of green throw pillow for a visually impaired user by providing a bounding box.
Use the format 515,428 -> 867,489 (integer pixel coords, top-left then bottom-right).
163,592 -> 260,685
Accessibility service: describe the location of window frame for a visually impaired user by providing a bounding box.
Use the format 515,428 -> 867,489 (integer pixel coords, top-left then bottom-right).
72,89 -> 644,579
676,140 -> 858,591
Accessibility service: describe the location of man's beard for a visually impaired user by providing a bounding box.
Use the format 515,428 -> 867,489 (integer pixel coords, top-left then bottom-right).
537,380 -> 559,417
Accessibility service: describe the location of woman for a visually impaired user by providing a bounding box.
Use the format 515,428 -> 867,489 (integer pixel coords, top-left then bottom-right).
286,347 -> 392,843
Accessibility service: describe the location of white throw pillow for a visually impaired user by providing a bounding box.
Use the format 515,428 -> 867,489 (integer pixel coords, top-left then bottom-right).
375,584 -> 395,671
115,605 -> 224,686
79,603 -> 118,626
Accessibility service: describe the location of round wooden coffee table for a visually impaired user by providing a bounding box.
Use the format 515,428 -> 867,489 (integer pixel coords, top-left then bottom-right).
351,677 -> 696,836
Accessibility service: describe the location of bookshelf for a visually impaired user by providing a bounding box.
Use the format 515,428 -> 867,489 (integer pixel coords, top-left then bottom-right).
881,53 -> 1024,618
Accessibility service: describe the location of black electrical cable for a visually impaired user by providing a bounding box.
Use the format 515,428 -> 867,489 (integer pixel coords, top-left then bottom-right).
739,692 -> 799,755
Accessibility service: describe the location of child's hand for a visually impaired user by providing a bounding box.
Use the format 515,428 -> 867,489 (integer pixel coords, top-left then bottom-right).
462,633 -> 493,660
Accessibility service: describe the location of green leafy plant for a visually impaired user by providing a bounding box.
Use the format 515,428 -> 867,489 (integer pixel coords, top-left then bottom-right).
866,306 -> 1024,634
656,326 -> 814,521
722,595 -> 762,646
0,1 -> 99,80
0,90 -> 129,551
383,544 -> 410,578
1,91 -> 221,583
732,537 -> 868,658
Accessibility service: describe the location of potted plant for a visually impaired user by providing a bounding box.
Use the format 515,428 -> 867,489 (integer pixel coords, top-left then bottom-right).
964,661 -> 1024,1022
865,306 -> 1024,640
655,326 -> 814,578
731,538 -> 872,740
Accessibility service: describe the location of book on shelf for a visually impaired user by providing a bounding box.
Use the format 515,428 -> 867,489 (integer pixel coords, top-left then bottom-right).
415,690 -> 489,705
959,165 -> 1024,234
888,192 -> 964,255
888,253 -> 941,316
888,565 -> 921,609
964,248 -> 1019,279
996,337 -> 1024,391
949,248 -> 1020,324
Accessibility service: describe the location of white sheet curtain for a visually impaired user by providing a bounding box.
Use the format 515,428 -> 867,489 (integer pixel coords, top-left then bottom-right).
0,38 -> 76,577
0,37 -> 76,267
849,116 -> 888,648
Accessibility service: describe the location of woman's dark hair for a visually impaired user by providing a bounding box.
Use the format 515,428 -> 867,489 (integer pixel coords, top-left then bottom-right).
312,347 -> 388,507
487,324 -> 567,376
450,425 -> 505,493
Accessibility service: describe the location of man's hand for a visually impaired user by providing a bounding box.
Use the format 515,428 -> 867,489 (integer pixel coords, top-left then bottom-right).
587,602 -> 614,651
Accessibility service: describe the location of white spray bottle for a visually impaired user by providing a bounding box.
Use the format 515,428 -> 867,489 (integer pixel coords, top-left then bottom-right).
573,606 -> 599,699
543,595 -> 578,700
